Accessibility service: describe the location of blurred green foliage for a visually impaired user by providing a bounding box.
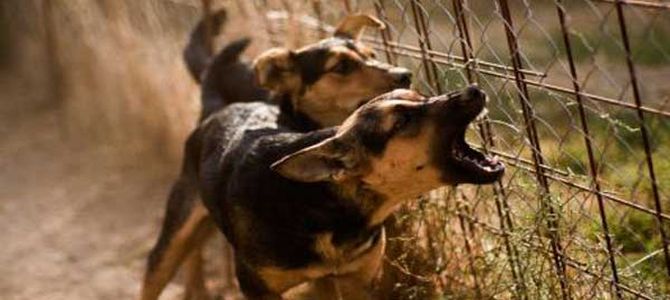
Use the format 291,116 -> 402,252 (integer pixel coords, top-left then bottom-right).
551,23 -> 670,66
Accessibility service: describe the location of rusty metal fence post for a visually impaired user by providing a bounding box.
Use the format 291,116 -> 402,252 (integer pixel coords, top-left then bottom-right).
249,0 -> 670,298
450,1 -> 528,298
613,0 -> 670,281
496,0 -> 570,299
554,1 -> 622,298
373,0 -> 396,65
409,0 -> 442,95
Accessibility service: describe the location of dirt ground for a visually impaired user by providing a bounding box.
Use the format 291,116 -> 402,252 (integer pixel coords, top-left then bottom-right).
0,80 -> 210,300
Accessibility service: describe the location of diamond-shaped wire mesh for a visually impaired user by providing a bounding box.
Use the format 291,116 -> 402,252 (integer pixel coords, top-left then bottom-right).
253,0 -> 670,298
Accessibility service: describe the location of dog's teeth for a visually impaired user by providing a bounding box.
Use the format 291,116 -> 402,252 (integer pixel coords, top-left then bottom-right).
491,155 -> 499,164
452,148 -> 466,160
475,108 -> 489,121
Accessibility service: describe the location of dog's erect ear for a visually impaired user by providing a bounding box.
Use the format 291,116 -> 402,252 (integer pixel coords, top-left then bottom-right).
334,14 -> 385,39
271,138 -> 358,183
253,48 -> 299,92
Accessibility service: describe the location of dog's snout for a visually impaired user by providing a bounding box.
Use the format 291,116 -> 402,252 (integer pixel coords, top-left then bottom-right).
428,85 -> 487,122
455,85 -> 486,120
462,84 -> 485,103
390,67 -> 412,88
457,84 -> 486,111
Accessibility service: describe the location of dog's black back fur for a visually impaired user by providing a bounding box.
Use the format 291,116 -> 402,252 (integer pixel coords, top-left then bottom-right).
200,38 -> 269,120
194,103 -> 373,270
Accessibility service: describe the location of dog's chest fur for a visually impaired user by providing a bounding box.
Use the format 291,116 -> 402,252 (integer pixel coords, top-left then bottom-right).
197,102 -> 380,272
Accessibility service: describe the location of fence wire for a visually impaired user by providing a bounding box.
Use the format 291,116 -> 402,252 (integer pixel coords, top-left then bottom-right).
243,0 -> 670,298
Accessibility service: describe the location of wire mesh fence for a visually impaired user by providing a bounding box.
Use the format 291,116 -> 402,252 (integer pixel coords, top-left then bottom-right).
241,0 -> 670,298
21,0 -> 669,298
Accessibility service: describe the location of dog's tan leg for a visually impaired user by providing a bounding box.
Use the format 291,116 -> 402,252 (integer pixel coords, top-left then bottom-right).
235,259 -> 286,300
141,197 -> 214,300
290,275 -> 375,300
297,277 -> 339,300
221,238 -> 238,292
318,277 -> 363,300
183,237 -> 215,300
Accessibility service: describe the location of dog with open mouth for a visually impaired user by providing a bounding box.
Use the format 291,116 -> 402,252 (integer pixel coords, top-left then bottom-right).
140,13 -> 413,300
143,85 -> 503,300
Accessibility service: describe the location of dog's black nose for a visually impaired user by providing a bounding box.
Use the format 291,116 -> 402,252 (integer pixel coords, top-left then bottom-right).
463,84 -> 484,102
390,67 -> 412,88
456,85 -> 486,120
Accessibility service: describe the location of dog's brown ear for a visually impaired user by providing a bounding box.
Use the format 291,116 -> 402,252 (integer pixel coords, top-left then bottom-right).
253,48 -> 300,92
334,14 -> 385,39
271,138 -> 357,183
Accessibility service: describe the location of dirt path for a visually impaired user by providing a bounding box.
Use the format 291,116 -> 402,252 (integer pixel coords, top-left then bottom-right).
0,106 -> 190,299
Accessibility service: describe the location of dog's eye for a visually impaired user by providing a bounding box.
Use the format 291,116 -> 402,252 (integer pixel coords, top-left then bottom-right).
393,111 -> 412,131
332,59 -> 357,75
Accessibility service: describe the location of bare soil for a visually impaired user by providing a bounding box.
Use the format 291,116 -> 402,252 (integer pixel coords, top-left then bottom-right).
0,82 -> 198,300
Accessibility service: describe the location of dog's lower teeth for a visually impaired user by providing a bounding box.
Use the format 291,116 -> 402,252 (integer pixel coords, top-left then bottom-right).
453,147 -> 503,173
452,148 -> 463,159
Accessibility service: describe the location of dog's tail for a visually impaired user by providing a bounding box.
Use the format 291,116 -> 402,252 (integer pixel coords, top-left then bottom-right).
209,37 -> 252,67
199,37 -> 269,120
199,37 -> 251,119
183,9 -> 228,83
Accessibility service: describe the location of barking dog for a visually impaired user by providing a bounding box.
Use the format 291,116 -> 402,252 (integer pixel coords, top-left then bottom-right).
143,85 -> 503,300
140,13 -> 412,300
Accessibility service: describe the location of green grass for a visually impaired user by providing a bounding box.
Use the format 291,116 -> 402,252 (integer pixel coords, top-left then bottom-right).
549,23 -> 670,66
604,211 -> 664,253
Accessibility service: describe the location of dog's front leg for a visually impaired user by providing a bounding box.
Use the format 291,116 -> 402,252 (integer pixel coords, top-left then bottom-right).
182,243 -> 211,300
235,260 -> 285,300
140,186 -> 215,300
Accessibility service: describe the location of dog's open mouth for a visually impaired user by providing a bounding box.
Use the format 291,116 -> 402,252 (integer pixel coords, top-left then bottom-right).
446,86 -> 504,182
451,136 -> 504,180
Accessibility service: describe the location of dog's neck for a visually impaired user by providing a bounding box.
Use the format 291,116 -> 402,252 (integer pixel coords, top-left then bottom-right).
332,179 -> 406,228
275,93 -> 321,132
311,179 -> 385,259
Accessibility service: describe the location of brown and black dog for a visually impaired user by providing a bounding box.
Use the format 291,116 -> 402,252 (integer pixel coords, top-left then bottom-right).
144,85 -> 503,300
183,11 -> 411,125
140,13 -> 413,300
